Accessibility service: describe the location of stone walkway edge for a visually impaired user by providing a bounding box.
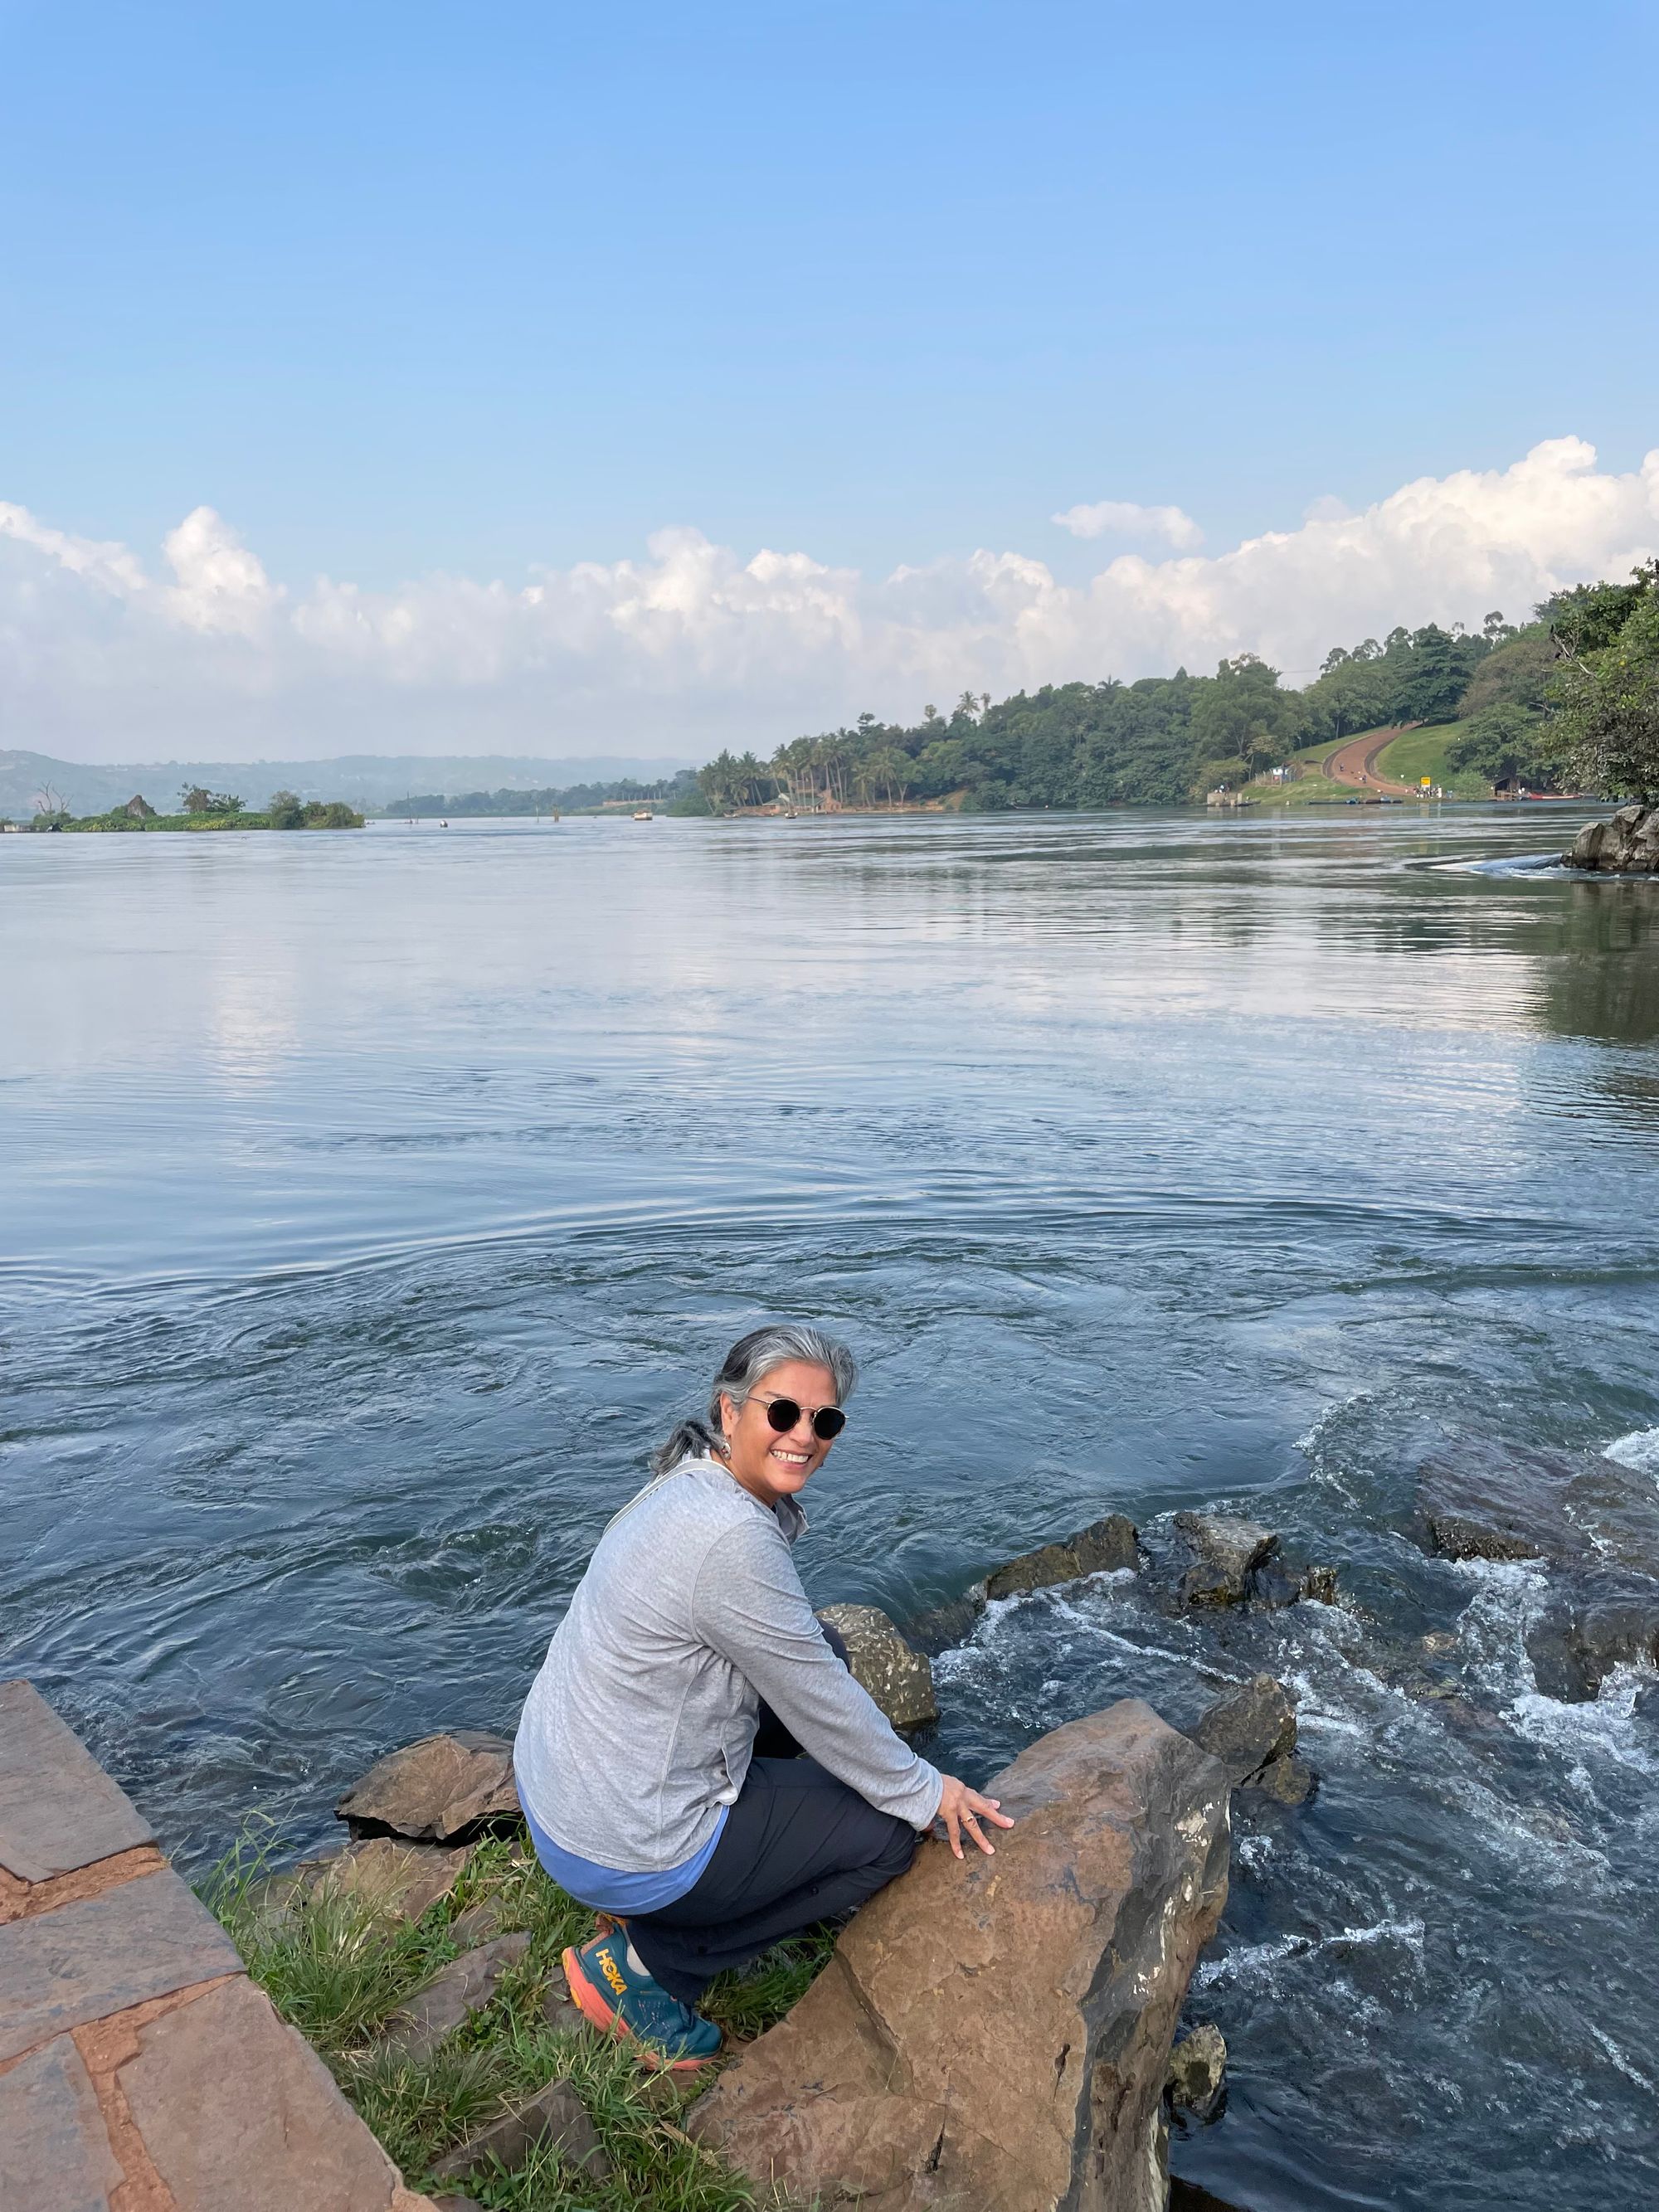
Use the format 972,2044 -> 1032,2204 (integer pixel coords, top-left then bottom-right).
0,1677 -> 442,2212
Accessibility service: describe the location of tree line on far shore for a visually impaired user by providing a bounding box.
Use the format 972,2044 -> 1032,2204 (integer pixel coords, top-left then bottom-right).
691,565 -> 1659,813
23,784 -> 364,830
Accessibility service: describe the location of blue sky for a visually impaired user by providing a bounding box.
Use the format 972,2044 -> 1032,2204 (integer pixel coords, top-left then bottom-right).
2,1 -> 1657,757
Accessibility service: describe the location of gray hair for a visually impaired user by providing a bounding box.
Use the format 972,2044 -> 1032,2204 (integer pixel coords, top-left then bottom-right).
652,1323 -> 858,1475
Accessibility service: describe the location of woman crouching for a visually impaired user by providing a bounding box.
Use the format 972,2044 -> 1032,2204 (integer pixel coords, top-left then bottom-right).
513,1322 -> 1012,2069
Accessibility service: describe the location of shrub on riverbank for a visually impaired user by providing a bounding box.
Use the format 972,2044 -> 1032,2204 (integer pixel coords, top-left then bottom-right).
203,1824 -> 825,2209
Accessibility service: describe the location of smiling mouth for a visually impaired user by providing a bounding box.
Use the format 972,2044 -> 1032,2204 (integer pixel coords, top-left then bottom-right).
769,1447 -> 810,1467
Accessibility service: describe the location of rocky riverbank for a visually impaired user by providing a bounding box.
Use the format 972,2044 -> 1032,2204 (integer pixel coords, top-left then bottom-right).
189,1505 -> 1351,2209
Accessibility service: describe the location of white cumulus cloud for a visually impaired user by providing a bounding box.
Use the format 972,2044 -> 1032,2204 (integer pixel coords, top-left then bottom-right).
1051,498 -> 1205,547
2,436 -> 1657,761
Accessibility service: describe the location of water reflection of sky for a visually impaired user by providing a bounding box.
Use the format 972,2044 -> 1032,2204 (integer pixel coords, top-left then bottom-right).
4,807 -> 1653,1291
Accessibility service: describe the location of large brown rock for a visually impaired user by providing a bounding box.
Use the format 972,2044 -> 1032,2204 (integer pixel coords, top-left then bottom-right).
816,1604 -> 939,1733
337,1730 -> 518,1844
690,1698 -> 1228,2212
1525,1578 -> 1659,1702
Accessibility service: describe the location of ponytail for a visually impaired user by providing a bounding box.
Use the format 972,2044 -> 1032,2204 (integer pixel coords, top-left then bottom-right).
650,1415 -> 724,1476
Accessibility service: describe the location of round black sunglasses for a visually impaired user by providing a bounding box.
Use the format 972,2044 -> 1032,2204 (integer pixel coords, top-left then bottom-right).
751,1392 -> 847,1441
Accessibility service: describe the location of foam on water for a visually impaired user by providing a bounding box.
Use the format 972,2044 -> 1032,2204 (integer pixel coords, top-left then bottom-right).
1604,1425 -> 1659,1475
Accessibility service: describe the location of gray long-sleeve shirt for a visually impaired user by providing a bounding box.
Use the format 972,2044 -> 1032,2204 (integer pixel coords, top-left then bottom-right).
514,1456 -> 943,1870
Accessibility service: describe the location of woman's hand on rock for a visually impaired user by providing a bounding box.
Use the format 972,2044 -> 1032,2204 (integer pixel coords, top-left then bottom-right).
932,1775 -> 1015,1860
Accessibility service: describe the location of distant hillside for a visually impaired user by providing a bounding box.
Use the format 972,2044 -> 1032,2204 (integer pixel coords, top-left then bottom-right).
0,749 -> 693,820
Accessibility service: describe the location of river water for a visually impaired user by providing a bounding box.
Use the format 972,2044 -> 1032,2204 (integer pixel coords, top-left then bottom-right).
4,807 -> 1658,2210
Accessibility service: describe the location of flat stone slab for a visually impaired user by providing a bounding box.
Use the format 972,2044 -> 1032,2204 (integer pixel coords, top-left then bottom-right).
121,1973 -> 409,2210
0,2035 -> 124,2212
429,2077 -> 610,2185
259,1838 -> 471,1929
0,1680 -> 155,1884
380,1932 -> 531,2064
0,1869 -> 241,2062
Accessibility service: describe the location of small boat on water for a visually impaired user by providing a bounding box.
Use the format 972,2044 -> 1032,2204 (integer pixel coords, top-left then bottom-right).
633,808 -> 654,820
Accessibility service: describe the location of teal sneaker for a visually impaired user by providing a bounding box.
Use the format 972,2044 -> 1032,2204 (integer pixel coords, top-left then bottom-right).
562,1932 -> 722,2070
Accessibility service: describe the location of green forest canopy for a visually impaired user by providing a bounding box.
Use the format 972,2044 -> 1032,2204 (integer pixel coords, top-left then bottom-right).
693,571 -> 1659,811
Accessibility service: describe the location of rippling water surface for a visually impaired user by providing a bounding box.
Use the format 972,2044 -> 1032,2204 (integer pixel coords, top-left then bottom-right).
5,806 -> 1658,2210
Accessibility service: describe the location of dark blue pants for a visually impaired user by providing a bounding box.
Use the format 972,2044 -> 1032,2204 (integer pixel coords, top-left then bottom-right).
625,1630 -> 920,2005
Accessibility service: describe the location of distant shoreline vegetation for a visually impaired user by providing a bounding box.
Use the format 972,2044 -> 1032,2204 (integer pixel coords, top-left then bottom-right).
372,772 -> 703,819
13,785 -> 365,833
687,567 -> 1657,815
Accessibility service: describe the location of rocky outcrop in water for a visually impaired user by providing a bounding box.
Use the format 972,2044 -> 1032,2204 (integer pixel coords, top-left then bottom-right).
337,1729 -> 519,1844
689,1699 -> 1229,2212
1564,803 -> 1659,873
1190,1675 -> 1315,1803
1166,1514 -> 1332,1611
815,1604 -> 939,1733
906,1506 -> 1335,1656
906,1514 -> 1141,1650
1417,1437 -> 1659,1578
1525,1578 -> 1659,1702
1173,1514 -> 1278,1606
1167,2022 -> 1228,2122
1428,1513 -> 1542,1563
984,1513 -> 1141,1598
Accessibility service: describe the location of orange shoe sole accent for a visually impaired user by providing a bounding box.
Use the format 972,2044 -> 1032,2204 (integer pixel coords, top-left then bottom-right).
561,1944 -> 718,2073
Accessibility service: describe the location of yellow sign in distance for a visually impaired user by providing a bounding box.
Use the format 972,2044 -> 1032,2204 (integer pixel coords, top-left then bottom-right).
1421,776 -> 1432,788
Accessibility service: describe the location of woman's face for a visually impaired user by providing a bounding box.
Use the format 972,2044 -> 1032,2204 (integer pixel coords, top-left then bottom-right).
719,1359 -> 842,1509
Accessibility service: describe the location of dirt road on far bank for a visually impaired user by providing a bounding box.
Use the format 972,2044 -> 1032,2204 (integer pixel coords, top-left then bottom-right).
1321,727 -> 1422,797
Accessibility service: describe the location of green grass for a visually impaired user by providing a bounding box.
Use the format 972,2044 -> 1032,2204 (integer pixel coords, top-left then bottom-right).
1283,734 -> 1352,767
202,1824 -> 829,2210
1372,723 -> 1489,797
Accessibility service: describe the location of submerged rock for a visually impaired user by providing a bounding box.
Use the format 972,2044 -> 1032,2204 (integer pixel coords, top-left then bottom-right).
1415,1437 -> 1659,1581
1526,1580 -> 1659,1702
690,1698 -> 1229,2212
902,1584 -> 989,1654
904,1514 -> 1140,1654
983,1513 -> 1140,1600
379,1931 -> 531,2064
1564,803 -> 1659,874
1251,1753 -> 1316,1805
1172,1514 -> 1279,1607
429,2078 -> 610,2186
1167,2022 -> 1228,2122
1429,1514 -> 1542,1563
336,1729 -> 518,1844
815,1604 -> 938,1734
